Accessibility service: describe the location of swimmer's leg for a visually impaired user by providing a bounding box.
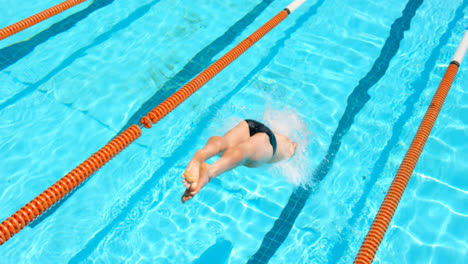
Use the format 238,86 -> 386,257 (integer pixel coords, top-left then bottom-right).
182,121 -> 250,187
207,134 -> 273,180
181,134 -> 272,203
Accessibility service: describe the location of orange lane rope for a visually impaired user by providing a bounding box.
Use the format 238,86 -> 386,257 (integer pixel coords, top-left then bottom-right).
0,0 -> 87,41
140,10 -> 289,128
0,125 -> 141,245
354,26 -> 468,262
0,1 -> 305,245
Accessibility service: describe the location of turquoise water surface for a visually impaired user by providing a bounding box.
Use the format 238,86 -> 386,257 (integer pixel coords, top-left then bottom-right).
0,0 -> 467,263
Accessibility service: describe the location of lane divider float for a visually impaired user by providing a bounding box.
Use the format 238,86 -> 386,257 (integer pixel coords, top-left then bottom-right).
140,0 -> 307,129
354,27 -> 468,263
0,0 -> 88,41
0,125 -> 141,245
0,0 -> 308,245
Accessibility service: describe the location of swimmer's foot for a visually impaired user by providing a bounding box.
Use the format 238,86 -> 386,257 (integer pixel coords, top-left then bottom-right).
182,150 -> 205,188
182,163 -> 210,203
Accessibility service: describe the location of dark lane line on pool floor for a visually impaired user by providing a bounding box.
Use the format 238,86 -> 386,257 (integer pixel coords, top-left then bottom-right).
328,1 -> 468,262
115,0 -> 275,135
68,1 -> 322,262
0,0 -> 161,112
24,0 -> 163,228
0,0 -> 114,71
247,0 -> 424,263
29,0 -> 276,229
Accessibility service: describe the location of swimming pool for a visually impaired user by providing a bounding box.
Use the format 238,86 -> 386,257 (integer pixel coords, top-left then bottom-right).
0,0 -> 467,263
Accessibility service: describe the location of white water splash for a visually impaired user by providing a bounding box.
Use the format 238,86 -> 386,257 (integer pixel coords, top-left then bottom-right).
207,81 -> 317,187
264,107 -> 313,188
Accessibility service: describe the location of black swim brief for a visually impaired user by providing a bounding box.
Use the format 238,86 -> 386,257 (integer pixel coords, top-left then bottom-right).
245,119 -> 277,155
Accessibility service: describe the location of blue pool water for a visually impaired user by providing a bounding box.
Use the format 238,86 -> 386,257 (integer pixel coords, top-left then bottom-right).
0,0 -> 467,263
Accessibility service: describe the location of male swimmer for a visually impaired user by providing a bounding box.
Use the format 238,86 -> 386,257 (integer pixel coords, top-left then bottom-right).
181,119 -> 297,203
